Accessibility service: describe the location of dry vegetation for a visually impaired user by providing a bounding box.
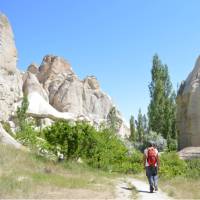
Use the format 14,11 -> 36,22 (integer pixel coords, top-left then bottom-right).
159,177 -> 200,199
0,144 -> 118,199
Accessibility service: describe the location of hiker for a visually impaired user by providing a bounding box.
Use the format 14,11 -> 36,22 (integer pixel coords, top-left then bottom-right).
143,142 -> 160,193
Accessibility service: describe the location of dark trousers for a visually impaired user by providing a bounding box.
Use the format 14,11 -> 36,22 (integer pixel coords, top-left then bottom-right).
146,166 -> 158,191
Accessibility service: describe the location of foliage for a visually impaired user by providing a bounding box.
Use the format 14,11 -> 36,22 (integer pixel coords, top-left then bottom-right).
167,137 -> 178,151
129,115 -> 136,142
148,54 -> 177,143
14,97 -> 143,174
1,121 -> 13,136
135,108 -> 144,142
142,114 -> 148,134
107,107 -> 122,133
159,152 -> 187,178
16,95 -> 29,131
143,131 -> 167,152
185,159 -> 200,179
43,120 -> 143,173
159,153 -> 200,179
15,122 -> 37,147
15,95 -> 37,148
43,120 -> 78,159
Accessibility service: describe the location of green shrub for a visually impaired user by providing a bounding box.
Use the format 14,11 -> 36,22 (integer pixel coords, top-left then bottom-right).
143,131 -> 167,152
43,120 -> 143,173
159,152 -> 187,178
185,159 -> 200,179
1,121 -> 13,136
16,95 -> 29,131
167,137 -> 178,152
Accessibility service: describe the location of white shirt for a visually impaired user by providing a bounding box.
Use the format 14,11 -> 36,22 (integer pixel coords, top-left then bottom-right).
144,147 -> 158,167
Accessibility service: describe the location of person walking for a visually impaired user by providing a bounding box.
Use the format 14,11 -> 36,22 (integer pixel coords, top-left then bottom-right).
143,142 -> 160,193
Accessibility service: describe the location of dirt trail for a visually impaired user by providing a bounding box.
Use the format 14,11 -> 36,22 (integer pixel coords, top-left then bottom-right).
116,178 -> 172,200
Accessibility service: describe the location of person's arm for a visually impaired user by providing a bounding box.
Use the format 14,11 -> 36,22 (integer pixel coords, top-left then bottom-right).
157,154 -> 160,170
143,153 -> 147,169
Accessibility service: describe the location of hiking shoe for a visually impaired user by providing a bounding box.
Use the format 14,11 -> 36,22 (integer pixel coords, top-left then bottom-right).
155,186 -> 158,191
150,186 -> 154,193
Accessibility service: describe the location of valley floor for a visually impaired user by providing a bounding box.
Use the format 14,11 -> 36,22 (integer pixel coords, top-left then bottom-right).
1,144 -> 200,199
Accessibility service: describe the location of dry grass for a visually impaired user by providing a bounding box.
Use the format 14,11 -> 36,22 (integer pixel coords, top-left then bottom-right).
0,144 -> 117,199
159,177 -> 200,199
132,172 -> 200,199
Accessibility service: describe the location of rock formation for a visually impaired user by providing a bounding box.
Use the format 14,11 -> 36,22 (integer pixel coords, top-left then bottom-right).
177,56 -> 200,149
0,12 -> 129,139
0,13 -> 23,121
23,55 -> 129,138
0,13 -> 23,148
0,124 -> 22,149
178,147 -> 200,160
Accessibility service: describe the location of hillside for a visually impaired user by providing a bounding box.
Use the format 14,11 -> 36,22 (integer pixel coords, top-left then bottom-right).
0,143 -> 118,199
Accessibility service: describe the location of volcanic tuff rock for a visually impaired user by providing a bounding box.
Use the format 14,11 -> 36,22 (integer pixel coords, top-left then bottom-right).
23,55 -> 129,137
0,13 -> 23,121
36,55 -> 114,120
0,123 -> 22,149
0,13 -> 17,73
177,56 -> 200,149
0,13 -> 129,138
0,13 -> 23,148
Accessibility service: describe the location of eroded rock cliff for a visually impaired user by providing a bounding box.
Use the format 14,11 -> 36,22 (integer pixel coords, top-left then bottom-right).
0,13 -> 129,139
0,13 -> 23,121
23,55 -> 129,137
177,56 -> 200,149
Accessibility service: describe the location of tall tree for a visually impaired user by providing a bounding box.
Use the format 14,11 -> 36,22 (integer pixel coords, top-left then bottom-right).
136,108 -> 144,142
148,54 -> 177,141
16,95 -> 29,131
129,115 -> 136,141
142,114 -> 148,134
107,107 -> 121,133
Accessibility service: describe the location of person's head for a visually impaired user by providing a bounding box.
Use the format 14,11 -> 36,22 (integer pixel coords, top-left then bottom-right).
148,141 -> 156,148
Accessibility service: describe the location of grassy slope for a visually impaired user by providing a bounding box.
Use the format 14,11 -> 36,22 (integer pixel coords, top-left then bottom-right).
0,144 -> 119,199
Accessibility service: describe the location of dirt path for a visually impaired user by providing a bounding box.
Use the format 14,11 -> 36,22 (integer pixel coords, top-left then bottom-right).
115,179 -> 133,199
116,178 -> 172,200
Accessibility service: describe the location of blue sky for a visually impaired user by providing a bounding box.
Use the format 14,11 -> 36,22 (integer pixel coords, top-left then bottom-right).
1,0 -> 200,121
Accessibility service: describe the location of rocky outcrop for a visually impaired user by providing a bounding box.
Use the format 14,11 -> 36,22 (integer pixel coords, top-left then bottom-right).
23,71 -> 49,102
27,92 -> 88,122
23,55 -> 129,138
0,13 -> 129,139
0,13 -> 23,121
178,147 -> 200,160
0,124 -> 22,149
36,56 -> 115,119
0,13 -> 17,73
177,56 -> 200,149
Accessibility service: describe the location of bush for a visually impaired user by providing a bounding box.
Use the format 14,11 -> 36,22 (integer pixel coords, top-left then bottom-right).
185,159 -> 200,179
1,121 -> 13,136
167,137 -> 178,152
136,131 -> 167,152
159,152 -> 187,178
43,120 -> 143,173
43,120 -> 78,159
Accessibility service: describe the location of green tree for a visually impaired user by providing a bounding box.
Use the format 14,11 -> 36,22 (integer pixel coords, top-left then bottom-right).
148,54 -> 177,144
107,107 -> 121,133
129,115 -> 136,141
16,95 -> 29,131
136,108 -> 144,142
142,114 -> 148,134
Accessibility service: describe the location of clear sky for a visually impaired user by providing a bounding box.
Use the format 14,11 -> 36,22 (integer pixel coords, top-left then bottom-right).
1,0 -> 200,122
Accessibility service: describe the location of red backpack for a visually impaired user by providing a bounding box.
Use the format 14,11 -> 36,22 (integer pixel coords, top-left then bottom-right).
147,147 -> 157,167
